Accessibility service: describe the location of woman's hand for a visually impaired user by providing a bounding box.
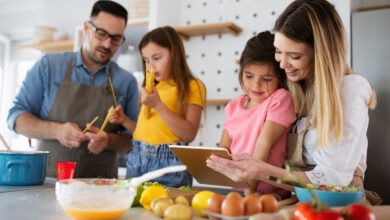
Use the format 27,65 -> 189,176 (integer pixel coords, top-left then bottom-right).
206,153 -> 269,182
140,87 -> 162,109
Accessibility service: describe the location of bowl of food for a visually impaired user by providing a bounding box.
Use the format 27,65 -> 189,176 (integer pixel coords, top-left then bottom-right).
56,179 -> 135,220
294,184 -> 364,207
55,165 -> 187,220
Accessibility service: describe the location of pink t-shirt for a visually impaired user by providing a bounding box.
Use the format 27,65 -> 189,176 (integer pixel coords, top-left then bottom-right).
223,88 -> 296,197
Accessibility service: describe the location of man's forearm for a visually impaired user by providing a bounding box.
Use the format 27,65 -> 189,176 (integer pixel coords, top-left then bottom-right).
14,112 -> 60,140
106,132 -> 132,152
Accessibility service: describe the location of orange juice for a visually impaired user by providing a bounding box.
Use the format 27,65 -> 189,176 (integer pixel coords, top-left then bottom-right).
64,209 -> 127,220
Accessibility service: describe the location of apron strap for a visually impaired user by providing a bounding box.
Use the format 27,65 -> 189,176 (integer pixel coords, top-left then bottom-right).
104,63 -> 119,100
62,54 -> 75,85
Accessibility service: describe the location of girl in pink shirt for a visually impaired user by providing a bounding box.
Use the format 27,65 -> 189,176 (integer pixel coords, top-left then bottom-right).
220,31 -> 296,199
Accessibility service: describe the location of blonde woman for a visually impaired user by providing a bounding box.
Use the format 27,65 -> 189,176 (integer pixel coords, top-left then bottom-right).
207,0 -> 380,204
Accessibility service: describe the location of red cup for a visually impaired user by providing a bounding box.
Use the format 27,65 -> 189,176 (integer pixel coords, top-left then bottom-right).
56,162 -> 76,181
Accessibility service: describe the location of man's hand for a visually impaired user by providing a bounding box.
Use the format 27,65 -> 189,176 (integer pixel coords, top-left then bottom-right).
57,122 -> 88,148
84,126 -> 108,154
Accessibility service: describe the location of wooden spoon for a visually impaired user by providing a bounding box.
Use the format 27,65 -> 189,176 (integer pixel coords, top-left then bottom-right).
0,134 -> 12,152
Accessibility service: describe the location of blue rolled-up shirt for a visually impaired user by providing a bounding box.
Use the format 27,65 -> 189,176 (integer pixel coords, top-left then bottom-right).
7,49 -> 139,133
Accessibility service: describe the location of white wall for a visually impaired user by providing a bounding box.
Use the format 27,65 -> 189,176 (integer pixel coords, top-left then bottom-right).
151,0 -> 353,147
0,0 -> 127,42
0,0 -> 378,148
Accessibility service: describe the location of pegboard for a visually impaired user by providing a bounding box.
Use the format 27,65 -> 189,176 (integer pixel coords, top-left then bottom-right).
175,0 -> 291,147
152,0 -> 349,147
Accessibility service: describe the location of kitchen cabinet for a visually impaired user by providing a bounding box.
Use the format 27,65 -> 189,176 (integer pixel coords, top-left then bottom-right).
352,8 -> 390,205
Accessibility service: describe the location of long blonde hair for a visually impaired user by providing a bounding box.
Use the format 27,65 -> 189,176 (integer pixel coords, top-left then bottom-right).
274,0 -> 376,146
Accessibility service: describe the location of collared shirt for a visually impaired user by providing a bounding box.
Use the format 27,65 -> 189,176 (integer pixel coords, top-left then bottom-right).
7,49 -> 139,133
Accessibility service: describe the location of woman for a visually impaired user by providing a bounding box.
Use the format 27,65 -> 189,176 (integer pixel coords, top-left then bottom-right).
206,0 -> 381,204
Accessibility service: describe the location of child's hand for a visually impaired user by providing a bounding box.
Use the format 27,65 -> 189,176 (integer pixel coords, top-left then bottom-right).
109,105 -> 125,124
140,87 -> 162,109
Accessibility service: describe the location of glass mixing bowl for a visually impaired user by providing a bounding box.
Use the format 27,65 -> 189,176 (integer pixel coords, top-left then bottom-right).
56,179 -> 135,220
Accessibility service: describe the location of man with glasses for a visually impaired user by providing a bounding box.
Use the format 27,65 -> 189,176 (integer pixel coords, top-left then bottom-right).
7,0 -> 139,178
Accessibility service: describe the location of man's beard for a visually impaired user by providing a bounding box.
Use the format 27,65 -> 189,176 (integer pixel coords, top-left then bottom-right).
89,46 -> 112,65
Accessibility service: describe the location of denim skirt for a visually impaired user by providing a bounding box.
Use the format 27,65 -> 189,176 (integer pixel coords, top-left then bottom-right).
126,140 -> 193,187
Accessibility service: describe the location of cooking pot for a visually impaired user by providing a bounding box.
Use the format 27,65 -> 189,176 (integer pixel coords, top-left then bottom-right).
0,150 -> 49,185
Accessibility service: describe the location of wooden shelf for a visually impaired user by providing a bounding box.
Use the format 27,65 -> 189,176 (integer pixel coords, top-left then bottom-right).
127,18 -> 149,27
175,22 -> 242,41
19,40 -> 74,53
206,99 -> 230,105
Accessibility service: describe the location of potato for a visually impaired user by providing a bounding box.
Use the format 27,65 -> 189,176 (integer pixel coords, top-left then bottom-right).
153,199 -> 174,217
175,195 -> 189,206
164,204 -> 193,220
151,197 -> 173,212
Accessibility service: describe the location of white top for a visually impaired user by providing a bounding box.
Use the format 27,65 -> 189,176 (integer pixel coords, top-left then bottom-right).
300,74 -> 372,186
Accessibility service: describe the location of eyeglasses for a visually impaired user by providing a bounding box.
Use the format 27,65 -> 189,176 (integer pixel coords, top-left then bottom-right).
88,21 -> 125,46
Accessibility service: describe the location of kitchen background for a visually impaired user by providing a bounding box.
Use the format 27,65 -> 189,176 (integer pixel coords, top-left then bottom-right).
0,0 -> 388,204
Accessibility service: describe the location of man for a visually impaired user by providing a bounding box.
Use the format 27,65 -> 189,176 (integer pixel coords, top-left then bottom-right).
7,0 -> 139,178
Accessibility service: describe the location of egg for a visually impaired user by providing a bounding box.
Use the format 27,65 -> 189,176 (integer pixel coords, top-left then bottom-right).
243,194 -> 262,215
221,192 -> 244,216
207,193 -> 225,214
259,194 -> 278,213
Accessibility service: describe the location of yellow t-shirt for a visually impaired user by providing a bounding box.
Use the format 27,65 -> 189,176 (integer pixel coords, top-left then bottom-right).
133,79 -> 206,146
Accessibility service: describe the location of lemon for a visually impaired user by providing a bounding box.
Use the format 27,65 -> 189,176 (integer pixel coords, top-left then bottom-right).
139,186 -> 168,210
191,191 -> 215,217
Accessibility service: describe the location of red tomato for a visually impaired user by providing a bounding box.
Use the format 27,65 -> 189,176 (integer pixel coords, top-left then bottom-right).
294,202 -> 344,220
318,185 -> 328,191
341,203 -> 376,220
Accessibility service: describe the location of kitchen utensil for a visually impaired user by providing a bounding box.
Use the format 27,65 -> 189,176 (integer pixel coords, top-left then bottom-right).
55,165 -> 187,220
129,165 -> 186,188
108,77 -> 117,107
82,116 -> 99,133
0,134 -> 12,152
56,162 -> 76,180
294,186 -> 364,207
0,150 -> 49,185
99,106 -> 114,134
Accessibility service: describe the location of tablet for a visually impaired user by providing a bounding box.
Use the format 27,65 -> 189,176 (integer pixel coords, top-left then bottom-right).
169,145 -> 248,188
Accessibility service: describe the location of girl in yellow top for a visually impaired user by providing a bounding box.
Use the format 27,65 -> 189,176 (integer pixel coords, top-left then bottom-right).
111,26 -> 206,187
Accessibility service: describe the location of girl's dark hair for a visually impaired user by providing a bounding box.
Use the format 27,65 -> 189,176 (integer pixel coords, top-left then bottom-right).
139,26 -> 205,118
91,0 -> 128,25
239,31 -> 286,90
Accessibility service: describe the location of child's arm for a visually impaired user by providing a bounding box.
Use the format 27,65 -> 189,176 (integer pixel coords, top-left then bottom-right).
109,105 -> 136,133
219,129 -> 232,152
248,120 -> 287,194
141,88 -> 202,142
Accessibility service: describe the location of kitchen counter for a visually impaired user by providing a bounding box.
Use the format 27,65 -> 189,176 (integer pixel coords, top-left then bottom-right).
0,178 -> 207,220
0,178 -> 389,220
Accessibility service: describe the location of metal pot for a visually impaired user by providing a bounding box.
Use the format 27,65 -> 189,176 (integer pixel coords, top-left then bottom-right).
0,150 -> 49,185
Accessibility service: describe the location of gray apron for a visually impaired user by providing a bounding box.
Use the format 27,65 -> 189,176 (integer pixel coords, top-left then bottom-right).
35,55 -> 121,178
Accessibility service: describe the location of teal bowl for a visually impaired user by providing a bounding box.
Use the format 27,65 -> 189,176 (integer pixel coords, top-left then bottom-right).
294,186 -> 364,207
